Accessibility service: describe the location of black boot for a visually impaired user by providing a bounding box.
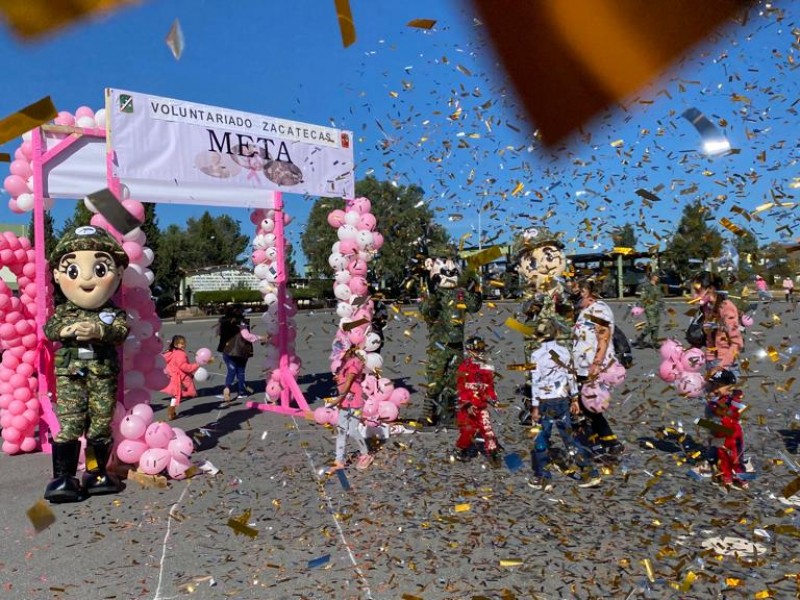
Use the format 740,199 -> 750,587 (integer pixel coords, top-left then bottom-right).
82,439 -> 123,496
44,440 -> 83,504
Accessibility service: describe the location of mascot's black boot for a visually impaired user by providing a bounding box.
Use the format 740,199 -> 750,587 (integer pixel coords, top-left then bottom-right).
83,439 -> 123,495
44,440 -> 83,504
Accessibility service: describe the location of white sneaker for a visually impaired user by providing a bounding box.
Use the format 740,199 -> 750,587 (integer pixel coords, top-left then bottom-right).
578,475 -> 602,489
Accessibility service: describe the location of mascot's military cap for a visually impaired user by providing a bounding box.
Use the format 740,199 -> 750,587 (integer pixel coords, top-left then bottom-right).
428,242 -> 460,260
50,226 -> 130,269
512,226 -> 564,258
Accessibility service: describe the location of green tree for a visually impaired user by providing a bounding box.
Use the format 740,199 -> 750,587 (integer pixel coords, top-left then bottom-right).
663,200 -> 723,281
27,209 -> 57,259
611,223 -> 637,249
59,200 -> 94,235
300,176 -> 449,294
731,229 -> 758,282
152,224 -> 190,301
183,212 -> 249,268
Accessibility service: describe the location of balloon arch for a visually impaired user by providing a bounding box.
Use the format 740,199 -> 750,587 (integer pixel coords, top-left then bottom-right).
0,91 -> 408,474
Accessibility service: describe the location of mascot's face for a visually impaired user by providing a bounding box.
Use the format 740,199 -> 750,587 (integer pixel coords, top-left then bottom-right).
425,256 -> 460,289
518,244 -> 566,286
53,250 -> 123,310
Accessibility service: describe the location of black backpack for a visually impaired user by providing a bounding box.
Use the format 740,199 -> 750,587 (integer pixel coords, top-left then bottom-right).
613,325 -> 634,368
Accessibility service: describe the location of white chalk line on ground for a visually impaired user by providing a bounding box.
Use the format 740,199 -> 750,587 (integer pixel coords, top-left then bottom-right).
290,415 -> 375,600
151,478 -> 192,600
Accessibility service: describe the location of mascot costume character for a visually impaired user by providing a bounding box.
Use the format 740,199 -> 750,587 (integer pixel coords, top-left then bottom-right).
44,226 -> 130,503
419,244 -> 482,426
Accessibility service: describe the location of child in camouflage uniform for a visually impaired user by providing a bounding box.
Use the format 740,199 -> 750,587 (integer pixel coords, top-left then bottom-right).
44,226 -> 130,503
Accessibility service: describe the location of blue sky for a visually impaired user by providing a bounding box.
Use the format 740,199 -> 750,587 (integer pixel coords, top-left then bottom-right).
1,1 -> 798,271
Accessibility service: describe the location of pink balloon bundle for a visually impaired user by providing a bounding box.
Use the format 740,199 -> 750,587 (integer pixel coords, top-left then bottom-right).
598,361 -> 627,387
313,405 -> 340,427
630,305 -> 645,317
657,340 -> 708,398
115,403 -> 195,478
0,232 -> 40,454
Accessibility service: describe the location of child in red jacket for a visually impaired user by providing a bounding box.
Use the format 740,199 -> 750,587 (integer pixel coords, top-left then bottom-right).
455,336 -> 501,466
703,369 -> 749,489
161,335 -> 201,420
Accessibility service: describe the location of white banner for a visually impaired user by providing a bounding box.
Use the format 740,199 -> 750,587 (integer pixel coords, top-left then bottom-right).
107,88 -> 355,204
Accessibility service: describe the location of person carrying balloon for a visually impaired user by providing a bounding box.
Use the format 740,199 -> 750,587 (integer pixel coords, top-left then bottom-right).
327,344 -> 373,473
454,336 -> 501,466
691,272 -> 743,375
161,335 -> 204,421
694,369 -> 749,490
528,319 -> 600,490
43,226 -> 130,503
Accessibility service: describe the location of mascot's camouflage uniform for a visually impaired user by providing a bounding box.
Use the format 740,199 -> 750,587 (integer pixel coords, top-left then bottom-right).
44,226 -> 130,503
514,226 -> 574,353
514,227 -> 574,425
419,244 -> 482,426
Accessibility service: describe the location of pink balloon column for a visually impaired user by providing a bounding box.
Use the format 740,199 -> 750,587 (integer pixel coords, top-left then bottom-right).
249,208 -> 302,403
115,403 -> 195,479
324,197 -> 408,427
0,232 -> 41,454
4,107 -> 107,214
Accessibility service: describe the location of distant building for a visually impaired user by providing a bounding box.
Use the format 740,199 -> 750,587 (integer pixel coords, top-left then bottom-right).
0,224 -> 30,292
179,265 -> 260,305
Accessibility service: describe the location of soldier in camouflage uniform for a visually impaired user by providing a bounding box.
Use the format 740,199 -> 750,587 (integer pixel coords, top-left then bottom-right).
513,226 -> 574,425
43,226 -> 130,503
636,272 -> 663,348
419,244 -> 482,426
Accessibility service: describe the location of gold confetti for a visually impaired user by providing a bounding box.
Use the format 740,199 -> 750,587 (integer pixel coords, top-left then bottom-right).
754,591 -> 773,599
511,181 -> 524,196
767,346 -> 779,362
26,499 -> 55,533
504,317 -> 534,336
407,18 -> 437,29
610,139 -> 624,148
500,559 -> 523,567
506,363 -> 536,371
334,0 -> 356,47
782,476 -> 800,499
719,217 -> 746,237
454,503 -> 470,512
0,96 -> 57,145
227,509 -> 258,538
641,558 -> 655,582
165,18 -> 185,60
679,571 -> 697,592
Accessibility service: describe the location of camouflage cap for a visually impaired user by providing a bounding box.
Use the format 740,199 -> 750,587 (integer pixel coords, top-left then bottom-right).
50,226 -> 130,269
513,226 -> 564,258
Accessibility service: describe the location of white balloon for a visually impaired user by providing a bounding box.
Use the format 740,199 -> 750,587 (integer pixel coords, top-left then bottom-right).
144,269 -> 154,285
364,332 -> 382,352
15,193 -> 34,212
194,367 -> 209,382
336,302 -> 355,318
337,225 -> 358,241
344,211 -> 360,226
263,292 -> 278,305
331,241 -> 341,255
356,230 -> 373,249
94,108 -> 107,129
260,218 -> 275,233
22,131 -> 32,142
253,235 -> 268,249
334,284 -> 352,301
265,247 -> 278,261
334,270 -> 351,284
328,253 -> 348,271
123,227 -> 145,244
263,233 -> 277,247
140,247 -> 154,267
84,197 -> 99,213
365,353 -> 384,371
76,115 -> 95,128
26,176 -> 34,190
258,280 -> 277,295
254,263 -> 272,280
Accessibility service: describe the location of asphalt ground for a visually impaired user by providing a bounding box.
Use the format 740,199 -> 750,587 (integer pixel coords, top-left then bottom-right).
1,299 -> 799,600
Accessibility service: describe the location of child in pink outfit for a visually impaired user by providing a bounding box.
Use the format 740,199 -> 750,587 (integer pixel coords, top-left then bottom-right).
161,335 -> 201,420
328,345 -> 372,473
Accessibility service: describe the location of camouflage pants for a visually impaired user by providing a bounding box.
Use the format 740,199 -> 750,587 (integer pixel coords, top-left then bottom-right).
644,308 -> 661,344
424,344 -> 462,423
54,371 -> 118,443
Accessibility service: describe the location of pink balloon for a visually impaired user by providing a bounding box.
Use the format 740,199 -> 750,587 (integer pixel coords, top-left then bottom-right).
194,348 -> 212,365
679,347 -> 706,373
659,339 -> 683,361
4,174 -> 29,197
358,213 -> 377,231
658,359 -> 680,383
120,415 -> 147,440
75,106 -> 95,119
167,456 -> 191,480
122,199 -> 145,222
327,209 -> 346,228
362,399 -> 379,419
338,239 -> 358,256
2,426 -> 22,443
377,401 -> 399,421
675,372 -> 705,398
139,448 -> 170,475
2,441 -> 21,454
581,382 -> 611,413
389,387 -> 410,406
252,249 -> 267,264
741,314 -> 754,327
168,436 -> 194,459
10,415 -> 29,430
313,406 -> 336,426
122,241 -> 143,262
349,277 -> 368,296
10,159 -> 32,179
19,140 -> 33,160
347,259 -> 368,277
54,111 -> 75,126
129,402 -> 154,426
630,306 -> 645,317
7,399 -> 26,416
145,422 -> 172,449
266,380 -> 282,401
347,327 -> 366,346
12,387 -> 31,403
598,362 -> 627,387
371,232 -> 384,250
19,436 -> 37,453
349,197 -> 371,214
116,438 -> 148,463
